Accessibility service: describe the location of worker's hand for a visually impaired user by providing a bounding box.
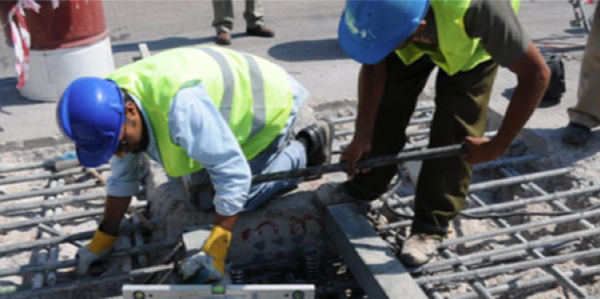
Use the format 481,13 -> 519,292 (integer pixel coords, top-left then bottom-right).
76,229 -> 119,275
178,225 -> 231,283
463,136 -> 505,164
341,138 -> 372,180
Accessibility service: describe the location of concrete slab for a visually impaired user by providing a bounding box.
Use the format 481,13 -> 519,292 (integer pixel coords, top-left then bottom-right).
325,203 -> 427,299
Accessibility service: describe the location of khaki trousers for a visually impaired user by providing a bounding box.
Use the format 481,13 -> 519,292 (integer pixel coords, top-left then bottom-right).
212,0 -> 264,33
568,4 -> 600,128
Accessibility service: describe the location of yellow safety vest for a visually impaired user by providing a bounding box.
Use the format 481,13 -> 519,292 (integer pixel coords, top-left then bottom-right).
396,0 -> 520,75
108,47 -> 293,177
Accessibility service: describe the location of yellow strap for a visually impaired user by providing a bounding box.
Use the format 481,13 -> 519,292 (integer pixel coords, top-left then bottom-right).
87,229 -> 119,255
201,225 -> 232,262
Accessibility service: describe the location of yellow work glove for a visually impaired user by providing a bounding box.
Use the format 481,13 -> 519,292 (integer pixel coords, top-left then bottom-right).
76,229 -> 119,275
180,225 -> 232,282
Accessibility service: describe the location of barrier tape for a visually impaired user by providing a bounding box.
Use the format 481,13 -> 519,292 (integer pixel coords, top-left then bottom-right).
8,0 -> 39,89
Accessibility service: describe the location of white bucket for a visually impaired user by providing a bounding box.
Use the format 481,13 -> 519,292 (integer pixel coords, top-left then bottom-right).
19,36 -> 115,102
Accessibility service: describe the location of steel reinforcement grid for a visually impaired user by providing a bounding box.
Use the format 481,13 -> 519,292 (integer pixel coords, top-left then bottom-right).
325,104 -> 600,299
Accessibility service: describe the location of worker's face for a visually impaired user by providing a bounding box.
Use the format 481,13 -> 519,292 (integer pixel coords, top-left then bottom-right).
114,101 -> 144,157
395,20 -> 427,50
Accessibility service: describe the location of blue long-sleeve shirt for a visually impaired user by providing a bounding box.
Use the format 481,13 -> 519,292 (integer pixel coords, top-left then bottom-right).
107,75 -> 308,216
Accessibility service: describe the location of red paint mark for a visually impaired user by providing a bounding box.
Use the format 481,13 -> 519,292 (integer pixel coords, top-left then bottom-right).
289,214 -> 323,235
256,220 -> 279,236
241,228 -> 251,242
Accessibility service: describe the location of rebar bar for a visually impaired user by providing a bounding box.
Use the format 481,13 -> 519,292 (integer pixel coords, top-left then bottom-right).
415,225 -> 600,274
37,223 -> 84,247
470,193 -> 587,298
0,166 -> 110,187
0,202 -> 146,234
0,162 -> 48,174
498,168 -> 589,297
253,144 -> 466,184
0,180 -> 99,202
442,208 -> 600,248
414,246 -> 600,284
0,192 -> 105,215
448,264 -> 600,299
0,240 -> 177,278
372,167 -> 570,212
0,264 -> 173,299
0,220 -> 156,255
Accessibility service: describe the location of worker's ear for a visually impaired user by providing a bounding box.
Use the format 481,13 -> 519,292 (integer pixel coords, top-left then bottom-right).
124,101 -> 137,118
415,20 -> 427,33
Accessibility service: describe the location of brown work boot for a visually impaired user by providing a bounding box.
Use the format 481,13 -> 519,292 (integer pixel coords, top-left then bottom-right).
215,31 -> 231,45
246,25 -> 275,37
399,234 -> 441,267
313,182 -> 357,208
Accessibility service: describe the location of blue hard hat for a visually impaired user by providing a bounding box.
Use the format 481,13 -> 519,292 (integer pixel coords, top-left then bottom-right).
56,77 -> 125,168
338,0 -> 430,65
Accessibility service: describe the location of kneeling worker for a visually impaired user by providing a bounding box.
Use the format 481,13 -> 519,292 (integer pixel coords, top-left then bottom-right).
56,46 -> 330,282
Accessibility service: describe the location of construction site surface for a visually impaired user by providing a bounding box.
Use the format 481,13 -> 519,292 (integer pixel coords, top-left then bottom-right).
1,1 -> 600,299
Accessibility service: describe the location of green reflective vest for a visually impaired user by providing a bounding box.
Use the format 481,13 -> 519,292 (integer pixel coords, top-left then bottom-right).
396,0 -> 520,76
108,47 -> 293,177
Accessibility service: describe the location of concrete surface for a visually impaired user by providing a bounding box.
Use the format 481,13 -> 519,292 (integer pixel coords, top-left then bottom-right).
0,0 -> 596,151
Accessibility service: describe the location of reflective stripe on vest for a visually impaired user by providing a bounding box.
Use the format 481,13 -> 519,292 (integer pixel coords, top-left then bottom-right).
200,48 -> 267,139
395,0 -> 520,75
108,47 -> 293,177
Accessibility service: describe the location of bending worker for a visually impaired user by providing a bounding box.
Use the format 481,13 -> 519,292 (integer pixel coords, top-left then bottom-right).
56,46 -> 330,282
319,0 -> 550,266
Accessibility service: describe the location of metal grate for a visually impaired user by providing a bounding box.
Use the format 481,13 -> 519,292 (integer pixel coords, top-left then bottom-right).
325,104 -> 600,298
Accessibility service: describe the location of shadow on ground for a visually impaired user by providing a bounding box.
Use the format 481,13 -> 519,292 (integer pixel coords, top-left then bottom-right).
267,38 -> 348,62
110,33 -> 250,54
529,126 -> 600,167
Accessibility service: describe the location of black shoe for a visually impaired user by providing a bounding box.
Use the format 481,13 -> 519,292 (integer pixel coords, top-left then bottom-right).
562,122 -> 591,146
246,26 -> 275,38
215,31 -> 231,45
297,120 -> 332,167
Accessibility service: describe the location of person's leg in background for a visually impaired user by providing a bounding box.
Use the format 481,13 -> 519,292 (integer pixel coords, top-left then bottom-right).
564,4 -> 600,145
212,0 -> 234,45
244,0 -> 275,37
400,59 -> 498,266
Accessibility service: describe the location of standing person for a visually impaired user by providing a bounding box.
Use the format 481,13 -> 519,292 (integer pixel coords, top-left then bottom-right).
57,46 -> 330,282
318,0 -> 550,267
212,0 -> 275,45
563,4 -> 600,146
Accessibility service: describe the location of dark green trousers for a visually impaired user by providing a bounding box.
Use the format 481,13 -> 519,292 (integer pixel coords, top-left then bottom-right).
344,53 -> 499,237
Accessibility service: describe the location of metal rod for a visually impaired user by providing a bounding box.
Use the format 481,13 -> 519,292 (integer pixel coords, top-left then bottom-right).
469,194 -> 587,298
0,180 -> 99,202
37,223 -> 84,248
0,220 -> 156,255
0,264 -> 173,299
253,144 -> 466,184
0,202 -> 146,233
472,155 -> 541,171
0,240 -> 177,278
416,225 -> 600,274
448,265 -> 600,299
371,167 -> 570,212
0,166 -> 110,187
498,168 -> 589,297
415,247 -> 600,285
503,167 -> 596,231
442,208 -> 600,248
0,162 -> 47,174
0,192 -> 105,215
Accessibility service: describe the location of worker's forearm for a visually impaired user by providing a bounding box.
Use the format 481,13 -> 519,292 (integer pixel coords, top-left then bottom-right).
493,73 -> 549,150
214,213 -> 239,232
100,195 -> 132,236
355,62 -> 387,142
